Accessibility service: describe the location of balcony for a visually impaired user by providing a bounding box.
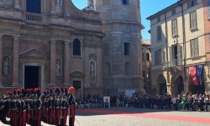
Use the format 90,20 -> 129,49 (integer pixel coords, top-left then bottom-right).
25,12 -> 42,24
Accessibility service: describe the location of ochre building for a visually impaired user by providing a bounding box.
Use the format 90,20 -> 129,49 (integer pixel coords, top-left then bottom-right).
147,0 -> 210,97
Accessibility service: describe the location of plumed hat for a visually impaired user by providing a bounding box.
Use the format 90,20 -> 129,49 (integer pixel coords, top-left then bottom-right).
68,86 -> 75,95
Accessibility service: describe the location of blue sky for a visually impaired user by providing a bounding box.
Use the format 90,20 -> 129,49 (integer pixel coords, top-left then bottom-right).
72,0 -> 178,40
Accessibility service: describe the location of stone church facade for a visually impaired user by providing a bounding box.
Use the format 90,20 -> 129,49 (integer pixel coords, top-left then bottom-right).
0,0 -> 143,97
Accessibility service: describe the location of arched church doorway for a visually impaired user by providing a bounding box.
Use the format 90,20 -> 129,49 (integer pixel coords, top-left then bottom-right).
174,75 -> 184,96
157,75 -> 167,95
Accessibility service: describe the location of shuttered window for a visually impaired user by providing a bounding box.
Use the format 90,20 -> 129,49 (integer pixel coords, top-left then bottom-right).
172,19 -> 178,37
189,11 -> 197,30
190,38 -> 199,57
157,26 -> 162,41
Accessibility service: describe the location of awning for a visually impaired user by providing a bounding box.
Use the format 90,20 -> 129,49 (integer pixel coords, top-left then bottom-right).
189,66 -> 199,86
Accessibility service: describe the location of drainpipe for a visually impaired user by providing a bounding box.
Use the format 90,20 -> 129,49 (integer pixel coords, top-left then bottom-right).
164,12 -> 171,95
164,13 -> 169,85
180,2 -> 187,89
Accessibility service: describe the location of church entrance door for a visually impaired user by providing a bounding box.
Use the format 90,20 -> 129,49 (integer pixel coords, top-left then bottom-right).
24,66 -> 40,89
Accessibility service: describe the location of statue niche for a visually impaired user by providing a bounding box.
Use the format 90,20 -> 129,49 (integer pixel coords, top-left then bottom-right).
2,56 -> 10,75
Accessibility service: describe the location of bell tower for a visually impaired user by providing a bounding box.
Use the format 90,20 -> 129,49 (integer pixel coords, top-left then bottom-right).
94,0 -> 144,94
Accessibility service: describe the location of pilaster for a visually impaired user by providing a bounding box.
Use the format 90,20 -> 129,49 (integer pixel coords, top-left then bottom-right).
50,0 -> 56,14
12,36 -> 20,87
50,40 -> 56,86
64,0 -> 70,17
64,41 -> 70,86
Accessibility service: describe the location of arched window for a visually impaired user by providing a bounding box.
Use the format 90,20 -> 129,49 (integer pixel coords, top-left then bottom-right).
73,39 -> 81,56
90,61 -> 96,76
125,62 -> 130,75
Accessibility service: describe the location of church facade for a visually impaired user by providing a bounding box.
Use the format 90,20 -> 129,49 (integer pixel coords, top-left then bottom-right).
0,0 -> 143,97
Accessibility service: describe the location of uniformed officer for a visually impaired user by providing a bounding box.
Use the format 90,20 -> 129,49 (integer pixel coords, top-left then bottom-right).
68,87 -> 76,126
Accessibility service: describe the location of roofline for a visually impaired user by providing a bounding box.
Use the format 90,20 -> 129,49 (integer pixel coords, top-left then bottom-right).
146,0 -> 186,20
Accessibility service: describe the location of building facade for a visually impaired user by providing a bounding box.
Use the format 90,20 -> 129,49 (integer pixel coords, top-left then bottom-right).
0,0 -> 143,97
94,0 -> 144,95
148,0 -> 210,97
142,40 -> 151,93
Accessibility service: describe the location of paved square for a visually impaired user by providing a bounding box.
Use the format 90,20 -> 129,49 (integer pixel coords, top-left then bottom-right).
1,107 -> 210,126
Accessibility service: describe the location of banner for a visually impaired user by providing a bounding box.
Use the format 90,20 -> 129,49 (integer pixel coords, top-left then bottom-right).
189,66 -> 199,86
196,65 -> 203,85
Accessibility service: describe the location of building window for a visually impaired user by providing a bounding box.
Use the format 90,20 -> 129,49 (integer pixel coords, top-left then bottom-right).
155,49 -> 162,65
189,11 -> 197,30
172,19 -> 178,37
26,0 -> 41,14
146,53 -> 150,61
187,0 -> 197,8
172,45 -> 178,60
90,61 -> 96,76
142,53 -> 145,61
208,0 -> 210,19
122,0 -> 128,5
157,26 -> 162,41
157,16 -> 161,22
190,38 -> 199,57
73,39 -> 81,56
170,44 -> 182,65
172,8 -> 176,15
56,0 -> 63,6
124,43 -> 130,55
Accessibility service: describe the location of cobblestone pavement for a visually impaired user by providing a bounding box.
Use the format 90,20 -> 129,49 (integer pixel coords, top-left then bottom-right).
1,107 -> 210,126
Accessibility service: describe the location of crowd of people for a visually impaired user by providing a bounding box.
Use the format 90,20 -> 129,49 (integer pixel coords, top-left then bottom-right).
108,93 -> 210,111
76,92 -> 210,112
0,87 -> 76,126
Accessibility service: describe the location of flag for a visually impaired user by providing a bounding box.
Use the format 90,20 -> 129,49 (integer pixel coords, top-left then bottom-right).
196,65 -> 203,85
189,66 -> 199,86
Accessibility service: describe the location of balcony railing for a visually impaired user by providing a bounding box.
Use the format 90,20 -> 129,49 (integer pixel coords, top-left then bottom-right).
161,59 -> 183,69
25,12 -> 42,23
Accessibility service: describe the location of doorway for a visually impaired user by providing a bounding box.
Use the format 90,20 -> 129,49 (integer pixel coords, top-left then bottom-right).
73,80 -> 82,99
24,66 -> 40,89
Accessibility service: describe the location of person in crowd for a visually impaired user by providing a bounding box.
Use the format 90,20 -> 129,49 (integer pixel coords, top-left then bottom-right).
204,95 -> 210,111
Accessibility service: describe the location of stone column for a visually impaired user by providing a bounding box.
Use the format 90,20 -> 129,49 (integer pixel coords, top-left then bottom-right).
50,40 -> 56,86
14,0 -> 21,9
0,35 -> 2,87
12,36 -> 20,87
64,41 -> 70,86
50,0 -> 56,14
64,0 -> 70,17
